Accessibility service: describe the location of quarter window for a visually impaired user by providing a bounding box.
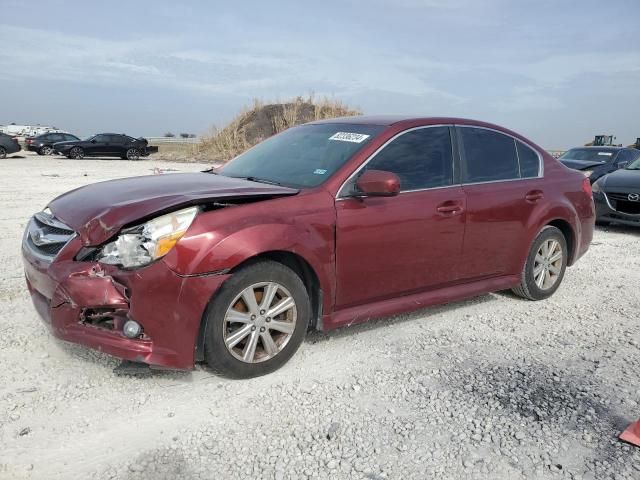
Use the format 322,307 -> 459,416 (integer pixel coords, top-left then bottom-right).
361,126 -> 454,191
516,141 -> 540,178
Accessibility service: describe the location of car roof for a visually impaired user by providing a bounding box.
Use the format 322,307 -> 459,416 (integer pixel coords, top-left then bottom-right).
307,115 -> 522,131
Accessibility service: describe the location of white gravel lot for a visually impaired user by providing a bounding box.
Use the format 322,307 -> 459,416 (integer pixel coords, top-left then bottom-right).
1,153 -> 640,480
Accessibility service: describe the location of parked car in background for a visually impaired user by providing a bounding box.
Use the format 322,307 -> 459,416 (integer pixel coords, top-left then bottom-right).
0,132 -> 22,158
22,116 -> 594,378
592,156 -> 640,227
25,132 -> 80,155
53,133 -> 158,160
558,146 -> 640,183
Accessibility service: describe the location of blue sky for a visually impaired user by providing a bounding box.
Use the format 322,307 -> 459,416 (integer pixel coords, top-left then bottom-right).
1,0 -> 639,148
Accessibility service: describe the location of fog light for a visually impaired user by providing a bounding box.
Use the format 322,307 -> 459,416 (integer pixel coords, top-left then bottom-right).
123,320 -> 142,338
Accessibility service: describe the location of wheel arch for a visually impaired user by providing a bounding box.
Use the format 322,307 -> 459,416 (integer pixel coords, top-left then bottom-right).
545,218 -> 576,265
193,249 -> 324,363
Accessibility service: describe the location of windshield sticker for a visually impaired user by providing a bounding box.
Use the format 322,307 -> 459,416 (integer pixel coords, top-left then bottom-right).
329,132 -> 370,143
597,152 -> 613,156
313,169 -> 327,175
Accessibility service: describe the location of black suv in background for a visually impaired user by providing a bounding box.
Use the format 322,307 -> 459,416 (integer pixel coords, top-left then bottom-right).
26,132 -> 80,155
0,133 -> 22,159
53,133 -> 158,160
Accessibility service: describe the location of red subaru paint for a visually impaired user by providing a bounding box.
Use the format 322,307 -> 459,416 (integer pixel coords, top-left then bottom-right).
22,117 -> 595,377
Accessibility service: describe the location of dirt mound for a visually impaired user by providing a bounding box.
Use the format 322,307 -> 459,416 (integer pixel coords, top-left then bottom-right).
199,96 -> 361,161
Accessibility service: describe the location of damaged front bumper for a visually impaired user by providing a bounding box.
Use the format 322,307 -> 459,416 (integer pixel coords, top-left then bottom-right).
23,237 -> 229,370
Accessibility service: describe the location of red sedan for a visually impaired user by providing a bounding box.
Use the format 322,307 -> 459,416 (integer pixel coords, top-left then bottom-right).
22,117 -> 595,377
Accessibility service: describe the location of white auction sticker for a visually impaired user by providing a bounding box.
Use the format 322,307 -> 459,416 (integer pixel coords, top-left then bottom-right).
329,132 -> 370,143
597,152 -> 613,156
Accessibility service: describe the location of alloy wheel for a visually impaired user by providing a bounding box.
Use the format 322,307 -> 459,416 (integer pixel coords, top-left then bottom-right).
223,282 -> 297,363
533,239 -> 563,290
126,148 -> 140,160
42,146 -> 53,155
70,147 -> 84,159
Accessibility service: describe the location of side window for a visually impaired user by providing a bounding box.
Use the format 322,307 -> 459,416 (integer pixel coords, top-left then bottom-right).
50,134 -> 64,142
516,141 -> 540,178
617,150 -> 636,165
65,134 -> 78,141
460,127 -> 519,183
362,126 -> 453,191
93,134 -> 108,142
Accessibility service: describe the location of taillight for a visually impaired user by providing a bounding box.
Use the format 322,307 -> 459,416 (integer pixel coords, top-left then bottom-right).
582,177 -> 592,197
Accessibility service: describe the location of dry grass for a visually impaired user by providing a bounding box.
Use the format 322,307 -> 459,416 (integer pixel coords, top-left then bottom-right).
198,95 -> 361,162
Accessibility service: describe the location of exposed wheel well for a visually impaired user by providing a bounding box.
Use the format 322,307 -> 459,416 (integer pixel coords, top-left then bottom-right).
546,219 -> 575,265
194,250 -> 323,363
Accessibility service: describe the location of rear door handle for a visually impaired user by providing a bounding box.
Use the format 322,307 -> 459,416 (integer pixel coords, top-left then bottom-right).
525,190 -> 544,203
436,201 -> 464,216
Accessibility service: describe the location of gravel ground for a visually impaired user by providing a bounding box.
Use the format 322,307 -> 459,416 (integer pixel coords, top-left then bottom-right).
1,153 -> 639,480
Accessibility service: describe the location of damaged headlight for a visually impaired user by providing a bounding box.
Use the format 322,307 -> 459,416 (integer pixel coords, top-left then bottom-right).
97,207 -> 199,268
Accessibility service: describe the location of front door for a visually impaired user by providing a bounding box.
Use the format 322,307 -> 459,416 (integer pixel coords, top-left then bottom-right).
335,126 -> 466,309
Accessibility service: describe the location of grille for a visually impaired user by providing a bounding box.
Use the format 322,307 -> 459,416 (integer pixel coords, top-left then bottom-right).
606,192 -> 640,215
24,212 -> 75,261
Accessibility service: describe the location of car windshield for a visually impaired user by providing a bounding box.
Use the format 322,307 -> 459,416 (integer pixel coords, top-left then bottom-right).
626,157 -> 640,170
559,148 -> 615,163
218,123 -> 385,188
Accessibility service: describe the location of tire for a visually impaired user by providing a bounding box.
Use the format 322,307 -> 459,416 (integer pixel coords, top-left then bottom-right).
69,147 -> 84,159
203,260 -> 310,378
512,226 -> 568,301
126,148 -> 140,160
0,147 -> 6,159
40,146 -> 53,156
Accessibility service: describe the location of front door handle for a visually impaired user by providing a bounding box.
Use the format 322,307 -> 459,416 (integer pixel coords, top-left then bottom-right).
525,190 -> 544,203
436,201 -> 464,216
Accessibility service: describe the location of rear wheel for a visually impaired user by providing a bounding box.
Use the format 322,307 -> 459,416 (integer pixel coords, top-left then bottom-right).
512,226 -> 567,301
0,147 -> 6,159
204,260 -> 310,378
40,145 -> 54,155
69,147 -> 84,159
126,148 -> 140,160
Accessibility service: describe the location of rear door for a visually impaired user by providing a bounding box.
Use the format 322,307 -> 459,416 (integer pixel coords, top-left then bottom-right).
456,126 -> 544,280
335,126 -> 466,308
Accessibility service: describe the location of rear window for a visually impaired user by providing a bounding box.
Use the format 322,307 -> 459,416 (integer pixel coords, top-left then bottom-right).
460,127 -> 519,183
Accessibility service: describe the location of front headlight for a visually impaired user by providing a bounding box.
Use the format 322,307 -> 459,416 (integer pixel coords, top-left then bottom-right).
98,206 -> 199,268
582,170 -> 593,177
592,180 -> 602,193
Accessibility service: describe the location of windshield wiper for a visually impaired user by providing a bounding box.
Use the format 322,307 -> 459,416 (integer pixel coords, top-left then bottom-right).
237,176 -> 283,186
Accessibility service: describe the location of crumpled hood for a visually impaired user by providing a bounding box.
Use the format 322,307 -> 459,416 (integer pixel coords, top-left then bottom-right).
48,172 -> 299,245
600,168 -> 640,191
559,159 -> 606,171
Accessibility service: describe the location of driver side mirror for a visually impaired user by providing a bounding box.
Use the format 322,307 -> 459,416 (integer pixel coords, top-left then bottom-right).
355,170 -> 401,197
617,161 -> 629,169
90,139 -> 97,143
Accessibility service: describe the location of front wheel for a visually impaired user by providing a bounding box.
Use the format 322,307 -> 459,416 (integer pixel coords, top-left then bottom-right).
512,226 -> 567,301
69,147 -> 84,159
204,260 -> 310,378
126,148 -> 140,160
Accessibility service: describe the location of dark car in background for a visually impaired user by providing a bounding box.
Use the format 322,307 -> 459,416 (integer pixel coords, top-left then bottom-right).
53,133 -> 158,160
558,146 -> 640,183
0,132 -> 22,158
593,156 -> 640,227
25,132 -> 80,155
